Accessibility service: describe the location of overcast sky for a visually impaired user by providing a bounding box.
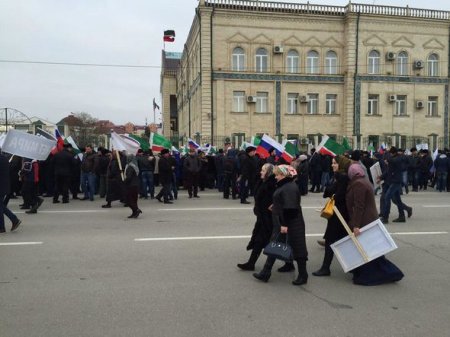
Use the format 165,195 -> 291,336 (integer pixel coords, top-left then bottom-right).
1,0 -> 449,126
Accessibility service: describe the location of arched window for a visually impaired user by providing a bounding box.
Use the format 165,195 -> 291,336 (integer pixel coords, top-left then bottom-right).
368,50 -> 380,74
286,50 -> 299,73
396,51 -> 408,76
325,51 -> 338,74
232,47 -> 245,71
306,50 -> 319,74
255,48 -> 268,72
427,53 -> 439,76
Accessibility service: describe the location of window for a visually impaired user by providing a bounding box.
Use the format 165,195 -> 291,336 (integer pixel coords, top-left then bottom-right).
427,53 -> 439,77
325,94 -> 337,114
307,94 -> 318,114
396,51 -> 408,76
255,48 -> 268,73
232,47 -> 245,71
287,93 -> 298,114
306,50 -> 319,74
368,94 -> 379,115
395,95 -> 407,116
233,91 -> 245,112
427,96 -> 438,116
256,92 -> 268,113
325,51 -> 338,74
368,50 -> 380,74
286,50 -> 299,73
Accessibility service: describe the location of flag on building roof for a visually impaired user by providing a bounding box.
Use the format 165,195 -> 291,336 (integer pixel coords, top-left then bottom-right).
316,135 -> 345,157
111,131 -> 140,154
153,98 -> 160,111
281,140 -> 297,163
255,134 -> 284,159
163,30 -> 175,42
128,134 -> 150,151
150,132 -> 172,152
188,138 -> 200,150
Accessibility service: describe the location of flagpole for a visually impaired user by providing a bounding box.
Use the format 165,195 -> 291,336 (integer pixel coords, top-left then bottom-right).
116,150 -> 125,181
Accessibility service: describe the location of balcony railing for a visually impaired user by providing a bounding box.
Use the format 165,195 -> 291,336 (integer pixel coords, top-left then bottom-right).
205,0 -> 450,20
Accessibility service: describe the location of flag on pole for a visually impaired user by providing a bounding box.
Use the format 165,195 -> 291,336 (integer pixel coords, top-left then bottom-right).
64,136 -> 83,160
110,131 -> 140,154
255,134 -> 284,159
378,143 -> 386,155
163,30 -> 175,42
251,136 -> 262,146
281,140 -> 297,163
188,138 -> 200,150
150,132 -> 172,152
316,135 -> 345,157
128,134 -> 150,151
53,129 -> 65,154
35,128 -> 61,155
153,98 -> 160,111
342,137 -> 352,151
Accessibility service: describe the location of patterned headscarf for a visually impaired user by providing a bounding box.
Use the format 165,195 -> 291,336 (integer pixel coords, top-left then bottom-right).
348,163 -> 365,180
275,164 -> 297,178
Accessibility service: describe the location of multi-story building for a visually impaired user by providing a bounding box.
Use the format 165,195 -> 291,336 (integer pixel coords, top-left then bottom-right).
161,0 -> 450,149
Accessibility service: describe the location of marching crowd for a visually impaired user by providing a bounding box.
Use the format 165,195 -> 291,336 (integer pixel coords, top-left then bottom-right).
1,142 -> 449,286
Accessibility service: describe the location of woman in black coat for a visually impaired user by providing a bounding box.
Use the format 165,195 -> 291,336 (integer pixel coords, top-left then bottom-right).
312,155 -> 351,277
253,165 -> 309,286
237,163 -> 276,271
102,151 -> 126,208
124,154 -> 141,218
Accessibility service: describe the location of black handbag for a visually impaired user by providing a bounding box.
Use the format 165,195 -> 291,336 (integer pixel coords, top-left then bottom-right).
263,233 -> 293,262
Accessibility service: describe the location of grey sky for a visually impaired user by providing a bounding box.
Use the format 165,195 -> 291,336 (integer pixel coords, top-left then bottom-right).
1,0 -> 449,126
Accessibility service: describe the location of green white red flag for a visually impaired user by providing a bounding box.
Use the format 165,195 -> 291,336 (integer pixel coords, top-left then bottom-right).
150,132 -> 172,152
316,135 -> 345,157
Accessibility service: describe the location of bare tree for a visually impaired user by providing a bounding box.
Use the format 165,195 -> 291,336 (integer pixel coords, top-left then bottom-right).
68,112 -> 99,148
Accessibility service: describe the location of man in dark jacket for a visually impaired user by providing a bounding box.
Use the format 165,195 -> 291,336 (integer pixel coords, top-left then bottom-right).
155,149 -> 173,204
1,154 -> 21,233
80,145 -> 98,201
239,146 -> 258,204
137,149 -> 156,199
309,149 -> 322,193
52,144 -> 74,203
183,148 -> 201,198
434,151 -> 450,192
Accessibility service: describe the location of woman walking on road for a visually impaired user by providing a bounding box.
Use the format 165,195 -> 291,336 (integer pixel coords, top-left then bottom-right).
124,154 -> 141,219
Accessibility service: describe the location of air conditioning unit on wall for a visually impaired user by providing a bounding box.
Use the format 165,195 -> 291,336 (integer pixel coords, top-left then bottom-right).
299,95 -> 308,103
388,94 -> 397,102
386,52 -> 396,61
413,60 -> 424,69
247,95 -> 257,103
273,45 -> 284,54
416,100 -> 425,109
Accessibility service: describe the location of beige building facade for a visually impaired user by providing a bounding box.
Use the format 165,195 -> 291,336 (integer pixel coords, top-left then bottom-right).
161,0 -> 450,149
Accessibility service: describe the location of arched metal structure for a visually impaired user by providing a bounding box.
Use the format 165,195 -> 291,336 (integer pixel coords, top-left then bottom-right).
0,108 -> 33,132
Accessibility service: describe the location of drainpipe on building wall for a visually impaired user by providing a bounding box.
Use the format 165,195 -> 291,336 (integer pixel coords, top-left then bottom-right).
353,11 -> 361,148
210,7 -> 214,145
445,25 -> 450,148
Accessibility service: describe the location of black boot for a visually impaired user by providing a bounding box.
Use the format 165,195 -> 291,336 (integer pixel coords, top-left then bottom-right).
313,246 -> 333,277
292,259 -> 308,286
277,262 -> 295,272
253,257 -> 275,282
237,249 -> 260,271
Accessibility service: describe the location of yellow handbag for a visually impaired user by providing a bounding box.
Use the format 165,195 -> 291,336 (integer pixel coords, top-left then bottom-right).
320,195 -> 335,219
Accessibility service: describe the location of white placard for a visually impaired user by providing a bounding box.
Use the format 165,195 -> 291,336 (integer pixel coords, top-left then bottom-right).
1,129 -> 55,160
370,161 -> 383,189
331,219 -> 398,273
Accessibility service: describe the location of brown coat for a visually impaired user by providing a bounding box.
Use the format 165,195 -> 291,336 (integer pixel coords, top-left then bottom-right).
346,176 -> 378,229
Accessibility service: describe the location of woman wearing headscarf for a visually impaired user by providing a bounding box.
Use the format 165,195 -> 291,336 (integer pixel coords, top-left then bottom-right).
124,154 -> 141,218
313,155 -> 351,277
253,165 -> 308,285
237,163 -> 277,271
346,163 -> 404,285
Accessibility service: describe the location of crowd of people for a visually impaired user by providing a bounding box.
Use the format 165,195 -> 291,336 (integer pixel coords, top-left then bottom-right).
1,141 -> 449,286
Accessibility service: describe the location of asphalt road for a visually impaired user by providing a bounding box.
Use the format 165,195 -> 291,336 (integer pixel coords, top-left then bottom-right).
1,189 -> 449,337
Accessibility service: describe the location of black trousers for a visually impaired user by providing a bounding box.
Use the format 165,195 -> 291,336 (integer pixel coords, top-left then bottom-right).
54,174 -> 70,202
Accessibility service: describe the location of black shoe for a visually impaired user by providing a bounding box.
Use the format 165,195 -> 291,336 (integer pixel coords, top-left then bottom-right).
11,219 -> 22,232
317,240 -> 326,247
240,200 -> 250,204
73,196 -> 79,200
62,200 -> 69,204
193,195 -> 200,198
156,196 -> 163,203
53,200 -> 60,204
164,201 -> 173,204
101,204 -> 111,208
292,273 -> 308,286
80,197 -> 89,201
188,195 -> 192,199
379,217 -> 389,224
223,196 -> 229,199
253,272 -> 270,282
237,262 -> 255,271
392,217 -> 406,223
406,206 -> 413,218
312,267 -> 331,277
25,209 -> 37,214
277,263 -> 295,273
20,205 -> 30,210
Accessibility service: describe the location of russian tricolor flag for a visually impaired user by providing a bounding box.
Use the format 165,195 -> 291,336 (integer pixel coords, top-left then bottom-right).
188,138 -> 200,150
255,134 -> 284,159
